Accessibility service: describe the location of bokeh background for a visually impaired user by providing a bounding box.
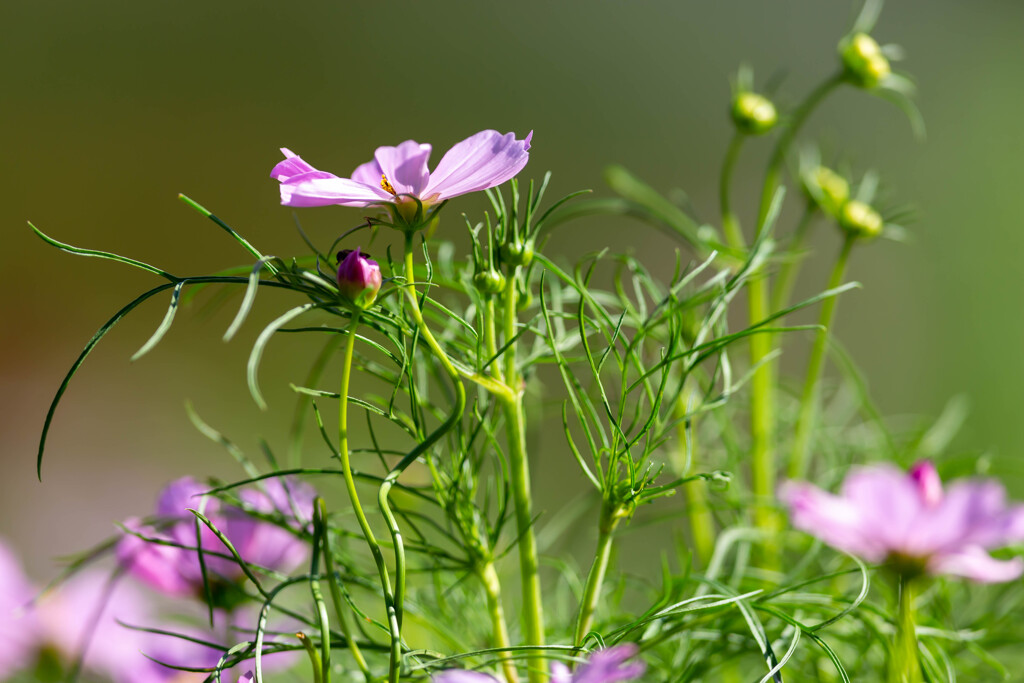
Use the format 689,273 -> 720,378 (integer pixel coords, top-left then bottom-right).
3,0 -> 1024,582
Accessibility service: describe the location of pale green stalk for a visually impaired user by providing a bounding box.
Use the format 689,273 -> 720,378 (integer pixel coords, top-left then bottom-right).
317,499 -> 371,681
574,504 -> 622,645
337,313 -> 401,683
720,133 -> 747,252
789,235 -> 854,480
479,561 -> 520,683
770,201 -> 817,314
749,72 -> 843,549
889,575 -> 923,683
674,395 -> 713,566
500,271 -> 546,683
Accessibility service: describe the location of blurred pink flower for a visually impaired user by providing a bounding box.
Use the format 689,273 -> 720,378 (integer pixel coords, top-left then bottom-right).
432,645 -> 645,683
0,538 -> 40,679
781,461 -> 1024,582
271,129 -> 532,209
117,476 -> 315,598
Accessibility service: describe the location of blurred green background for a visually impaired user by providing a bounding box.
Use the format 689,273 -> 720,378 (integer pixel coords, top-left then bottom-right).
3,0 -> 1024,579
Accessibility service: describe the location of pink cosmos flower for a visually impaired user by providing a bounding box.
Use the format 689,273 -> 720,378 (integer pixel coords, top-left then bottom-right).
0,538 -> 40,679
781,461 -> 1024,582
431,644 -> 645,683
117,476 -> 315,598
270,129 -> 532,210
336,248 -> 382,308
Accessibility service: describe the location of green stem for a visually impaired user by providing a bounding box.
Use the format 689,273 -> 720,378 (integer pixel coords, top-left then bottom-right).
757,73 -> 844,230
316,498 -> 371,681
479,561 -> 520,683
337,312 -> 401,683
296,633 -> 323,683
574,505 -> 621,645
770,201 -> 817,314
889,575 -> 923,683
720,132 -> 747,251
789,235 -> 854,480
748,273 -> 779,544
375,234 -> 467,680
749,72 -> 842,554
501,271 -> 546,683
309,499 -> 331,683
674,395 -> 714,566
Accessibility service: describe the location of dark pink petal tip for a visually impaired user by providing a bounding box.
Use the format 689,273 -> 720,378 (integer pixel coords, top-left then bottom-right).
909,460 -> 943,506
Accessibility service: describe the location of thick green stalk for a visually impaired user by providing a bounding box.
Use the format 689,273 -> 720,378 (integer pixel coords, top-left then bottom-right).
747,277 -> 779,541
789,235 -> 854,480
574,505 -> 621,644
749,72 -> 842,548
674,396 -> 713,566
501,272 -> 546,683
479,561 -> 520,683
337,313 -> 401,683
889,575 -> 923,683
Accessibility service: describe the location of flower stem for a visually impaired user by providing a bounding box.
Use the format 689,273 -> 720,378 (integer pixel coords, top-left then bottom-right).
788,234 -> 854,480
316,498 -> 371,681
749,72 -> 843,554
770,201 -> 817,314
501,271 -> 546,683
757,73 -> 844,229
890,575 -> 923,683
574,504 -> 621,645
478,560 -> 520,683
378,234 -> 466,679
674,395 -> 714,566
720,132 -> 747,251
337,312 -> 401,683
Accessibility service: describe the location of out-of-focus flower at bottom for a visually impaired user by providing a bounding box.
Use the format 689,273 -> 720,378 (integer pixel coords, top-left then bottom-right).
781,461 -> 1024,582
117,476 -> 315,602
431,645 -> 645,683
0,538 -> 40,679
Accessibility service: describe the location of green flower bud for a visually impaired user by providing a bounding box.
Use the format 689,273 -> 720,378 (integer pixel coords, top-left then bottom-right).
840,33 -> 891,89
839,200 -> 883,239
473,269 -> 506,296
730,92 -> 778,135
803,166 -> 850,217
500,239 -> 535,267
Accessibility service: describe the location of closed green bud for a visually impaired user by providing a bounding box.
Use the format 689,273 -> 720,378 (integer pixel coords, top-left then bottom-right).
803,166 -> 850,217
500,239 -> 535,267
473,269 -> 506,295
839,200 -> 883,239
731,92 -> 778,135
840,33 -> 891,89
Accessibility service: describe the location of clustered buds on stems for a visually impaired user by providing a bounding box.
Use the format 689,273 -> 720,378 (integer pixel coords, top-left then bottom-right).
336,248 -> 382,309
839,32 -> 892,89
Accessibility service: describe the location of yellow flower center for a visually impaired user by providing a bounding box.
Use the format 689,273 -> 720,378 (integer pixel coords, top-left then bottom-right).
380,173 -> 397,196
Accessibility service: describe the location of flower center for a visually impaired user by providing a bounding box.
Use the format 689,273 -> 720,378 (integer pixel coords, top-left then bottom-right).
380,173 -> 397,196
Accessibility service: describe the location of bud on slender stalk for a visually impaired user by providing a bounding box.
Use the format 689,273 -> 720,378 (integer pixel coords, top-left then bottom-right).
730,91 -> 778,135
839,32 -> 892,89
336,248 -> 382,309
839,200 -> 883,239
